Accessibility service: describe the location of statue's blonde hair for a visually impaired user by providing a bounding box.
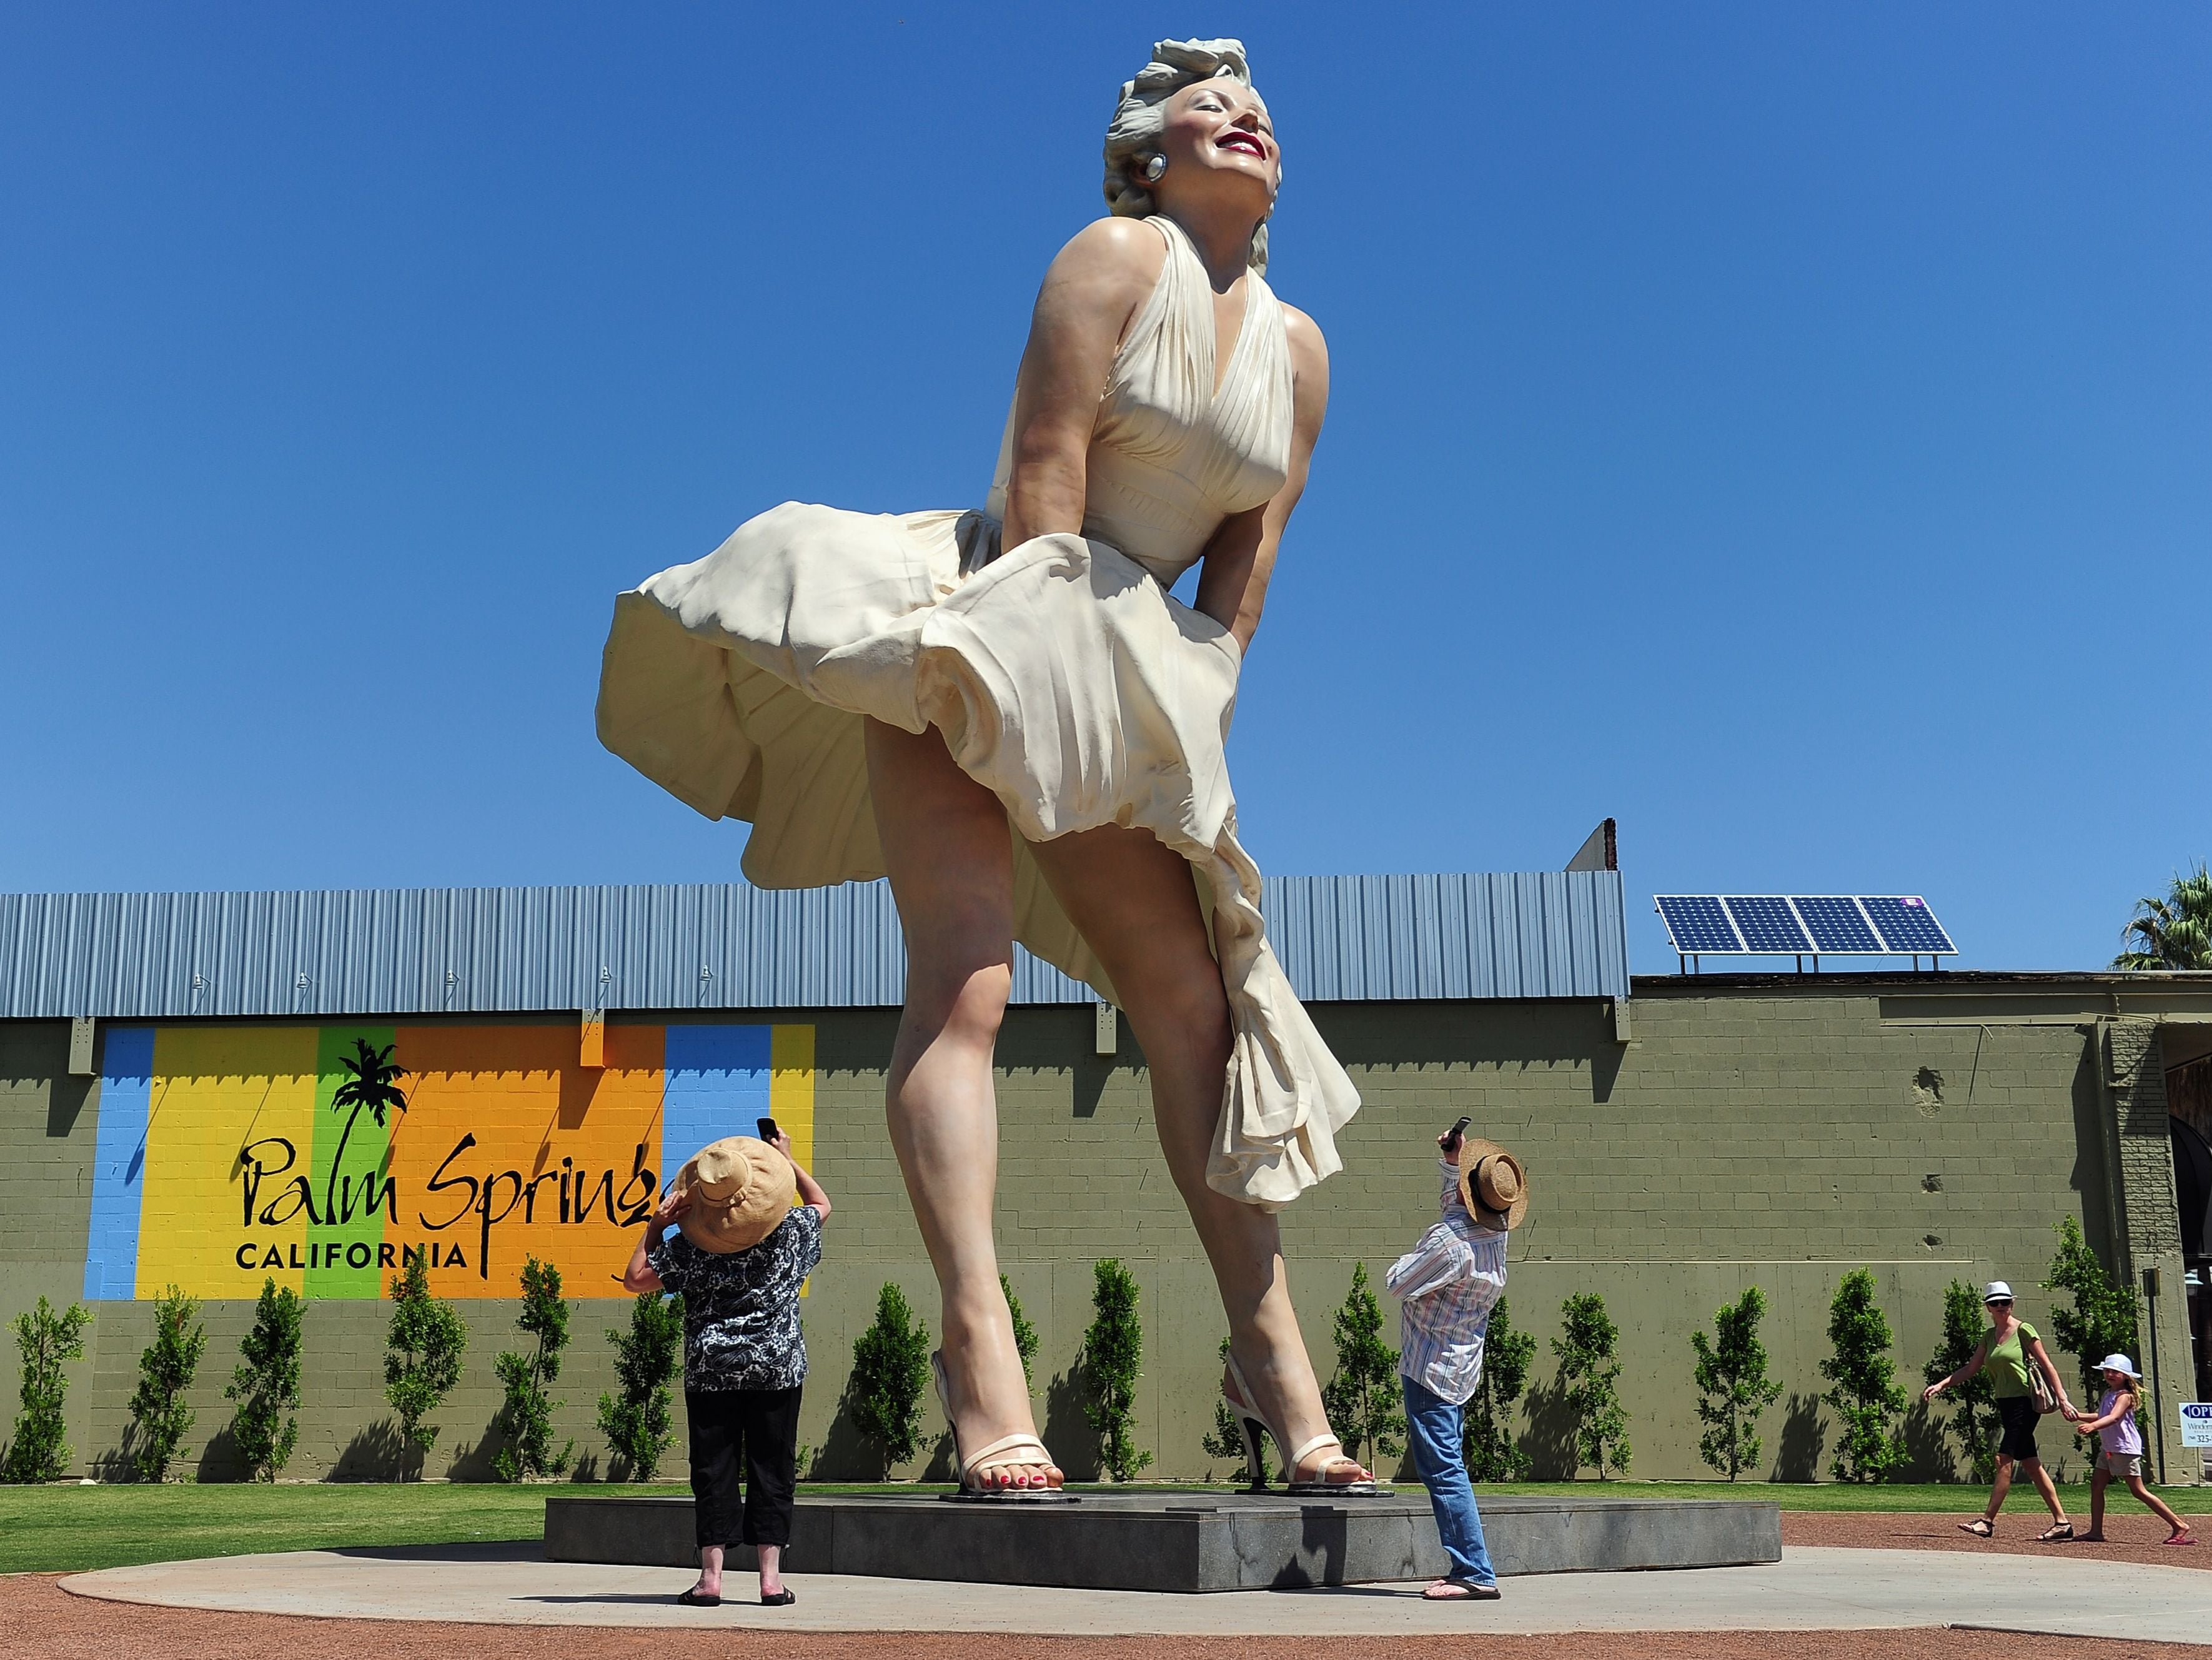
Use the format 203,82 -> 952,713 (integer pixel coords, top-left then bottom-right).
1102,38 -> 1271,274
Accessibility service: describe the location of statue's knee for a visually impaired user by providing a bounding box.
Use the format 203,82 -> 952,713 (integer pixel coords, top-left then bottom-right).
937,964 -> 1012,1045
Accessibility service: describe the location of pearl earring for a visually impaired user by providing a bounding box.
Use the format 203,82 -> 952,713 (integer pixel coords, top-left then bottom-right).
1142,152 -> 1168,183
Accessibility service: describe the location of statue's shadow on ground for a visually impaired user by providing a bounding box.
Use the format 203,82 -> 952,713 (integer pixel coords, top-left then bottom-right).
332,1541 -> 542,1563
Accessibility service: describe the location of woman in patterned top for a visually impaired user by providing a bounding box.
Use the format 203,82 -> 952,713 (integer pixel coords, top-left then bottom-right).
622,1128 -> 830,1608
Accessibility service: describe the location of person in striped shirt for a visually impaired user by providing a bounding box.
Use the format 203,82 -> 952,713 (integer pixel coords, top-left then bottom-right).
1385,1124 -> 1525,1601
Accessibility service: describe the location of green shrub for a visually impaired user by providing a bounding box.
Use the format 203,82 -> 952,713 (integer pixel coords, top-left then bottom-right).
1002,1275 -> 1038,1389
1925,1280 -> 2000,1483
127,1286 -> 207,1482
2043,1217 -> 2141,1410
3,1296 -> 94,1484
598,1291 -> 685,1481
1319,1261 -> 1405,1470
848,1283 -> 931,1476
1083,1258 -> 1152,1482
1554,1291 -> 1630,1478
384,1252 -> 467,1480
226,1279 -> 303,1482
1200,1334 -> 1250,1477
1690,1286 -> 1784,1481
1463,1297 -> 1535,1482
1820,1268 -> 1907,1483
492,1256 -> 575,1481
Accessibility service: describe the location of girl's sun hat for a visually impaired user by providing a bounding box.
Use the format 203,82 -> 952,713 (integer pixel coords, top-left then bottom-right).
673,1136 -> 794,1253
1457,1138 -> 1530,1231
1982,1281 -> 2014,1303
2095,1353 -> 2143,1379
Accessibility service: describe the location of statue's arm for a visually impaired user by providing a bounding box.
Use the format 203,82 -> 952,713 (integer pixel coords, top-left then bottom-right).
1000,219 -> 1162,550
1194,305 -> 1329,654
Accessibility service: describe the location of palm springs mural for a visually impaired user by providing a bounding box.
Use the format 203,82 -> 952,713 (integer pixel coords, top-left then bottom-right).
82,1021 -> 815,1303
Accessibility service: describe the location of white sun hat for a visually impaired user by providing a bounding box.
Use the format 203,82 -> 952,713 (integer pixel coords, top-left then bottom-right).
2095,1353 -> 2143,1379
1982,1281 -> 2014,1303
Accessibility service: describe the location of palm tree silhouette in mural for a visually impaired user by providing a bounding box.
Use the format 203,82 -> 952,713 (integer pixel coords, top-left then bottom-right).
323,1040 -> 409,1228
332,1039 -> 409,1128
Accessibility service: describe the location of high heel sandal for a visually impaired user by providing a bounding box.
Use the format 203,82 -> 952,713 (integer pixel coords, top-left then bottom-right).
931,1350 -> 1075,1503
1222,1352 -> 1379,1496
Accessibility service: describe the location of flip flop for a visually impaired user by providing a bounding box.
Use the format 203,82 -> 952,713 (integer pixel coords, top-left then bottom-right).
1422,1579 -> 1501,1601
2163,1534 -> 2197,1548
2038,1522 -> 2074,1543
675,1587 -> 721,1607
761,1588 -> 798,1605
1958,1518 -> 1994,1538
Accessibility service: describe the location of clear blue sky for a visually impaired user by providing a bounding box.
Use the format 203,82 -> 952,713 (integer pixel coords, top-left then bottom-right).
3,4 -> 2205,974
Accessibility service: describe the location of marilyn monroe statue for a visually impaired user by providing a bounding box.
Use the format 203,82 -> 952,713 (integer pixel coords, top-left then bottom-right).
598,38 -> 1371,1495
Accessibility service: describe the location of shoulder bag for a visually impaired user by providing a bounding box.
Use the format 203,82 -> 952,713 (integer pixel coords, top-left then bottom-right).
2019,1325 -> 2059,1415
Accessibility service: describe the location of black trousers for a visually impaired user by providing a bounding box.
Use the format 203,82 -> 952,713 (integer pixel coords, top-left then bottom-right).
686,1385 -> 803,1550
1996,1394 -> 2041,1462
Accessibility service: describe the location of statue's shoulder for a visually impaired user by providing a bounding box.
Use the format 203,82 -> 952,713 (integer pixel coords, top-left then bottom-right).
1279,301 -> 1327,361
1042,216 -> 1170,299
1279,301 -> 1329,404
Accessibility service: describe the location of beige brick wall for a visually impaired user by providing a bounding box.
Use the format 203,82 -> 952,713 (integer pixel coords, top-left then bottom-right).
0,990 -> 2128,1484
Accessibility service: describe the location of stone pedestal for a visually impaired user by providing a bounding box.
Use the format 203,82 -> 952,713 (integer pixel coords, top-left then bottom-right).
545,1489 -> 1783,1593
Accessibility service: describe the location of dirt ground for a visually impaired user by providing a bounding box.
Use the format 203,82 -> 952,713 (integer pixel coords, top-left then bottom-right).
1783,1508 -> 2208,1571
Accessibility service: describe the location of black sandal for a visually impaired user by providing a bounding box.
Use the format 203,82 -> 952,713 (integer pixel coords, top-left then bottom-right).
675,1587 -> 722,1607
2039,1522 -> 2074,1543
1958,1518 -> 1993,1538
761,1588 -> 798,1606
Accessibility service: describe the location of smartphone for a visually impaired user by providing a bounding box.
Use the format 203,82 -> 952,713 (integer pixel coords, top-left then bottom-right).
757,1115 -> 781,1143
1444,1115 -> 1471,1145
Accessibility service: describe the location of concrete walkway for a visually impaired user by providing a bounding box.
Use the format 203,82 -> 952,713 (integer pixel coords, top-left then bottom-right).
59,1542 -> 2212,1644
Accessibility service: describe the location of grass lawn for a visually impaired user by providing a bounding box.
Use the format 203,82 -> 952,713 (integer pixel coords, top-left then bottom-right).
0,1481 -> 661,1575
1476,1480 -> 2212,1514
6,1476 -> 2210,1575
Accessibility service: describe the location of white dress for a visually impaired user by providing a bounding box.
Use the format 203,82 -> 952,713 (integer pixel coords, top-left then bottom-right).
595,216 -> 1358,1208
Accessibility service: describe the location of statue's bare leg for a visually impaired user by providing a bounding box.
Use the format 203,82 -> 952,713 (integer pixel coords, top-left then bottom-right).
1028,822 -> 1370,1484
865,718 -> 1057,1489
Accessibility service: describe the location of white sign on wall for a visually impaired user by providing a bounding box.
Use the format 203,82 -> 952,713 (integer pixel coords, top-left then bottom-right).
2180,1403 -> 2212,1449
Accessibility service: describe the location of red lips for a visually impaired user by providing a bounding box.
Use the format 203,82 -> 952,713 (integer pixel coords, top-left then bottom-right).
1216,132 -> 1266,159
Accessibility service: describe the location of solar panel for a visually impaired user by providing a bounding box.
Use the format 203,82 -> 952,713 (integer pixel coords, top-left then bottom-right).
1859,895 -> 1955,954
1791,896 -> 1882,954
1724,897 -> 1813,953
1655,892 -> 1956,963
1655,895 -> 1742,954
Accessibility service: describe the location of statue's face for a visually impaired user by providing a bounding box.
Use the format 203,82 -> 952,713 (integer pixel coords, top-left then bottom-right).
1152,77 -> 1278,204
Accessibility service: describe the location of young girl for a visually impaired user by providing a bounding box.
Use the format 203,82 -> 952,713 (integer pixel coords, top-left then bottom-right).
2069,1354 -> 2196,1546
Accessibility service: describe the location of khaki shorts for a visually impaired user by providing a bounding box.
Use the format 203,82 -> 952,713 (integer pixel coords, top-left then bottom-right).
2098,1449 -> 2143,1480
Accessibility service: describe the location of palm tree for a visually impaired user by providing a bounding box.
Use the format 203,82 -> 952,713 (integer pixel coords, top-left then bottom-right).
2114,863 -> 2212,970
331,1038 -> 409,1127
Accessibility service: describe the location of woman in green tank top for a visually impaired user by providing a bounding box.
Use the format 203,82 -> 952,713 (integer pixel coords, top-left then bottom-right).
1923,1281 -> 2080,1540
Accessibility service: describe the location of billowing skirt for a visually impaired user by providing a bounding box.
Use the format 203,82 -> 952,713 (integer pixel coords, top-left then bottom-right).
595,502 -> 1357,1208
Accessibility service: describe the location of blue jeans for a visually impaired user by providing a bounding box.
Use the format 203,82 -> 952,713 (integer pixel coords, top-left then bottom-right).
1402,1374 -> 1496,1587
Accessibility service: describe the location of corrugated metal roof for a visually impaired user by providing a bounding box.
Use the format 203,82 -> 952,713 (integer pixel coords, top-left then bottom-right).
1262,872 -> 1628,1003
0,872 -> 1628,1020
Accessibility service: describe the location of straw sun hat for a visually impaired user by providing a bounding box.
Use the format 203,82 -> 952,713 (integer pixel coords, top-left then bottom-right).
1457,1138 -> 1530,1231
673,1136 -> 795,1253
